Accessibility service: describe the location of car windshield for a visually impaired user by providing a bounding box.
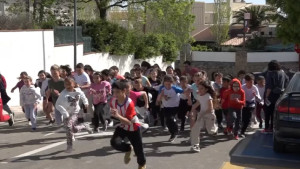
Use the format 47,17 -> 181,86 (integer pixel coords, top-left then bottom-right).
285,73 -> 300,93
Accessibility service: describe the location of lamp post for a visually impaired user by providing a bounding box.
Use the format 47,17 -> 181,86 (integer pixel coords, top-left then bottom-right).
74,0 -> 77,69
243,13 -> 250,50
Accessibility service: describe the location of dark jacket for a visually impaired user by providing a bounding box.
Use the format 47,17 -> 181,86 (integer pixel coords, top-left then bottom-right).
0,80 -> 10,105
265,70 -> 289,103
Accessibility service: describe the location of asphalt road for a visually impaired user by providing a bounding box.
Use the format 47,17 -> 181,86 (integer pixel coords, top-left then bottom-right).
0,118 -> 299,169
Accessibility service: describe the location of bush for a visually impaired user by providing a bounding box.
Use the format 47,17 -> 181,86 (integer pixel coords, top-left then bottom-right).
134,34 -> 163,59
191,45 -> 212,51
79,19 -> 179,61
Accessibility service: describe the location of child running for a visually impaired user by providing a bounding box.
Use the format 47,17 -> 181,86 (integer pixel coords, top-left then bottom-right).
90,72 -> 111,132
55,77 -> 93,153
110,80 -> 146,169
223,78 -> 245,140
255,76 -> 266,129
20,76 -> 42,131
156,75 -> 183,142
190,80 -> 218,152
178,76 -> 192,131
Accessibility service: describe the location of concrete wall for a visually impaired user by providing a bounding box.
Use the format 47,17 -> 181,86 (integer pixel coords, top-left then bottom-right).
0,30 -> 173,106
176,51 -> 299,80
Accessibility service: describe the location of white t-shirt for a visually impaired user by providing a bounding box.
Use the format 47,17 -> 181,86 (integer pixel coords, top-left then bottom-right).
255,84 -> 265,103
196,93 -> 213,114
74,72 -> 91,86
180,84 -> 192,100
35,78 -> 49,97
159,86 -> 183,108
242,84 -> 261,104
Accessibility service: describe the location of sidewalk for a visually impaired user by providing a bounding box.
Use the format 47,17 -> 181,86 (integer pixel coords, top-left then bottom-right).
4,104 -> 44,121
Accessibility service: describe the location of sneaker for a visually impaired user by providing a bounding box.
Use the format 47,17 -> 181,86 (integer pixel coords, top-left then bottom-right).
72,135 -> 76,142
47,119 -> 55,125
163,126 -> 168,131
124,145 -> 133,164
108,121 -> 114,127
31,128 -> 37,131
191,145 -> 200,152
8,114 -> 14,126
84,123 -> 94,134
103,120 -> 108,131
138,164 -> 147,169
93,127 -> 100,133
169,134 -> 177,142
65,145 -> 74,153
240,133 -> 246,138
218,124 -> 223,130
28,121 -> 32,126
234,135 -> 239,140
262,129 -> 272,134
141,123 -> 149,134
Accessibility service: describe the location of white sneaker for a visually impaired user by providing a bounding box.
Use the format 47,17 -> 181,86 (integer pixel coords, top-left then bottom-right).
191,145 -> 200,152
84,123 -> 94,134
140,123 -> 149,134
28,121 -> 32,126
72,135 -> 76,142
108,121 -> 114,127
65,145 -> 74,153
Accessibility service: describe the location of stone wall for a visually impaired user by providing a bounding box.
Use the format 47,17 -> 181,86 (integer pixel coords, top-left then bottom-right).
176,51 -> 299,80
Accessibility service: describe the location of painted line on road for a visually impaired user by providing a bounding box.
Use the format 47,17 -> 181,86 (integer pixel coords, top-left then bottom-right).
221,162 -> 245,169
8,132 -> 113,163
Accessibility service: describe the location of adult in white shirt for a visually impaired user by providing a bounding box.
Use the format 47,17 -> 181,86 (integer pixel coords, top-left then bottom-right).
74,63 -> 93,122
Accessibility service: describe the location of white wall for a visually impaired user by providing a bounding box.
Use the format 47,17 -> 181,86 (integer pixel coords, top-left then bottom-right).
0,30 -> 51,107
192,51 -> 236,62
0,30 -> 173,106
247,52 -> 299,62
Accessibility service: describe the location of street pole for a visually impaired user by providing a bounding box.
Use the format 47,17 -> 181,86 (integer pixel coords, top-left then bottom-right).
74,0 -> 77,69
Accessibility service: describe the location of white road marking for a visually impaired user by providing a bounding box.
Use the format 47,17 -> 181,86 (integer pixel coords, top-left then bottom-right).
9,132 -> 114,162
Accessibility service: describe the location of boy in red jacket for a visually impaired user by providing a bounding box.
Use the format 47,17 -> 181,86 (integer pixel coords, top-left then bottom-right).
223,78 -> 245,140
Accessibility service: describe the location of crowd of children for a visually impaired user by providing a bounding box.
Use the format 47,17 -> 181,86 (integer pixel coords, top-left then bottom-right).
2,60 -> 275,169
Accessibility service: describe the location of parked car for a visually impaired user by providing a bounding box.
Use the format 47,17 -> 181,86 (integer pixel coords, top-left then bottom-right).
273,72 -> 300,153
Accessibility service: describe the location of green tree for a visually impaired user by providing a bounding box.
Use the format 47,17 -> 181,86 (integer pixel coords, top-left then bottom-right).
267,0 -> 300,43
211,0 -> 230,50
79,0 -> 150,20
232,5 -> 274,31
146,0 -> 195,48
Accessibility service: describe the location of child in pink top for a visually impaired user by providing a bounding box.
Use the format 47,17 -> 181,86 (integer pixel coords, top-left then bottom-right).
90,72 -> 111,132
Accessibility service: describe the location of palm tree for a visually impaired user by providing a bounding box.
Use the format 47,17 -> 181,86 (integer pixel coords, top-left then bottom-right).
232,5 -> 275,31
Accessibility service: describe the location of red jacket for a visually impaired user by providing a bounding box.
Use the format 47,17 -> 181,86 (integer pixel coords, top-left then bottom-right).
0,75 -> 6,89
223,78 -> 245,110
220,87 -> 229,109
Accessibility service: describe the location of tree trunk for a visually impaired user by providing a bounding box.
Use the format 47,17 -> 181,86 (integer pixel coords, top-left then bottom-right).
39,2 -> 44,23
33,0 -> 37,22
25,0 -> 30,21
99,8 -> 107,19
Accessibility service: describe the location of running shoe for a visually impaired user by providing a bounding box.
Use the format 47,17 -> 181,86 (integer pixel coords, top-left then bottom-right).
8,113 -> 14,126
191,145 -> 200,152
124,145 -> 133,164
138,165 -> 146,169
169,134 -> 177,142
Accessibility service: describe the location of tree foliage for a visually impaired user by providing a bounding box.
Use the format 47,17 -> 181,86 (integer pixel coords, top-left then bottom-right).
267,0 -> 300,44
146,0 -> 195,48
211,0 -> 230,49
232,5 -> 274,31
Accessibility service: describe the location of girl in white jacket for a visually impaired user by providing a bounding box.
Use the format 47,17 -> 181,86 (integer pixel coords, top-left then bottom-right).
55,78 -> 93,153
20,76 -> 42,131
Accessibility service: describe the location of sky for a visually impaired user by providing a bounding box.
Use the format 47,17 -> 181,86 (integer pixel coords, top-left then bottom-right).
197,0 -> 266,5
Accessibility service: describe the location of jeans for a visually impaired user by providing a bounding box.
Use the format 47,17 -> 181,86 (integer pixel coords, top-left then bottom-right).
24,104 -> 37,128
3,104 -> 13,115
93,103 -> 106,129
228,108 -> 242,135
55,108 -> 63,125
110,127 -> 146,166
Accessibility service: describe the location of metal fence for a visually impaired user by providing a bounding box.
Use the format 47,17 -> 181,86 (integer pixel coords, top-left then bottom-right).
54,26 -> 92,53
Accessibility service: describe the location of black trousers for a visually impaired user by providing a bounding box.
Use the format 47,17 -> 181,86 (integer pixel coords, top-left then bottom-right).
265,103 -> 276,130
241,107 -> 255,134
215,109 -> 223,125
178,99 -> 191,129
163,107 -> 179,135
110,127 -> 146,166
93,103 -> 106,129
